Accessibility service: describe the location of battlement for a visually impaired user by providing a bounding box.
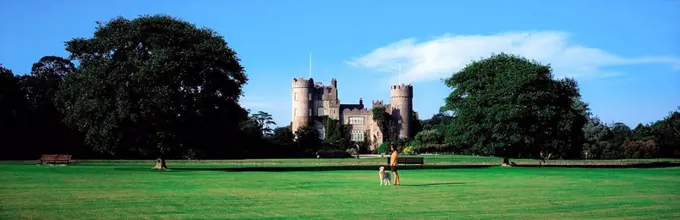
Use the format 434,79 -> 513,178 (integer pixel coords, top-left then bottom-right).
372,100 -> 385,108
342,108 -> 372,115
390,84 -> 413,98
292,77 -> 314,88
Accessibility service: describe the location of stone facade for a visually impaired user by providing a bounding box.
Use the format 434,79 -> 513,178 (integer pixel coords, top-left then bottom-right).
291,77 -> 414,150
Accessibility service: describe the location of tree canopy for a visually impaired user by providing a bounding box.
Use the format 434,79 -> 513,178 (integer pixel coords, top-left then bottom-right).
440,53 -> 587,163
57,15 -> 249,165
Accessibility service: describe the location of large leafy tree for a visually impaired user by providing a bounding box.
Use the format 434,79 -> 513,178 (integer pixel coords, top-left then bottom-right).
57,15 -> 249,168
440,53 -> 585,165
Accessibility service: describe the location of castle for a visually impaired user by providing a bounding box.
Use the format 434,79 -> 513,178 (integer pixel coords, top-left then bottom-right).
291,77 -> 414,150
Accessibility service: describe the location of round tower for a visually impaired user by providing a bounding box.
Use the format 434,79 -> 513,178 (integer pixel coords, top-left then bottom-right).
389,84 -> 414,139
292,77 -> 314,133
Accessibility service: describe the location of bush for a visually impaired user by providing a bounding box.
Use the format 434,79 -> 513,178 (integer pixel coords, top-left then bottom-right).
414,144 -> 451,154
623,140 -> 658,159
345,148 -> 358,156
407,139 -> 417,147
402,146 -> 416,155
316,150 -> 352,158
377,142 -> 390,154
414,129 -> 443,145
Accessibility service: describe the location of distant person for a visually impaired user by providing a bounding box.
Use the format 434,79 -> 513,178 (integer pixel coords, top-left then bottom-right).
389,145 -> 400,185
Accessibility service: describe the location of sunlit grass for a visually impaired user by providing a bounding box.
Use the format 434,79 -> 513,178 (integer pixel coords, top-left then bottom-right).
1,162 -> 679,219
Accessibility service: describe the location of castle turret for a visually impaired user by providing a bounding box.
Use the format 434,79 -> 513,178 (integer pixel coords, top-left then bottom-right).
292,77 -> 314,132
389,84 -> 413,139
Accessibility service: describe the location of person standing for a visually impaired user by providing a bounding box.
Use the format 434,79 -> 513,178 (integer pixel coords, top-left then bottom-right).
389,145 -> 400,185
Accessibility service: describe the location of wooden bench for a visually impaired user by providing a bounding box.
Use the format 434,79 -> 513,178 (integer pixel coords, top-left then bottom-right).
386,157 -> 425,166
40,154 -> 72,165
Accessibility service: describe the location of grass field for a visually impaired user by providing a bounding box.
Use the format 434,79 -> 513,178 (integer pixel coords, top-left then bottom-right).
2,159 -> 680,219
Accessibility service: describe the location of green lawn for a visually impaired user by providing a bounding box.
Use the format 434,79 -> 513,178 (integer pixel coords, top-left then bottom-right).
1,162 -> 679,219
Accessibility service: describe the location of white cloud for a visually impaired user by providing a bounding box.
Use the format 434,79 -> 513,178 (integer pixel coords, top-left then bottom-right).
347,31 -> 680,84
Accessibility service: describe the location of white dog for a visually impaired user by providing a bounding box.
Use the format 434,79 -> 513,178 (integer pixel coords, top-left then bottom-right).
379,166 -> 391,185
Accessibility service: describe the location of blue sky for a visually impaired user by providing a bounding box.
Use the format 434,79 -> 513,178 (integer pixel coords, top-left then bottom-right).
1,0 -> 678,128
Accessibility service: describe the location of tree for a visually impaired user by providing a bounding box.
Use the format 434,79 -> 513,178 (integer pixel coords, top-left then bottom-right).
294,126 -> 322,155
582,117 -> 614,159
421,112 -> 453,130
0,65 -> 29,158
21,56 -> 81,156
23,56 -> 75,110
607,122 -> 632,158
411,111 -> 423,137
0,65 -> 22,124
57,15 -> 249,168
622,139 -> 658,159
270,126 -> 295,148
321,116 -> 349,150
652,108 -> 680,158
251,111 -> 277,136
268,126 -> 297,157
440,53 -> 585,165
372,107 -> 390,142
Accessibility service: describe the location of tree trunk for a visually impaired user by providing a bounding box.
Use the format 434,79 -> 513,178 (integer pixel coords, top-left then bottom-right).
152,157 -> 168,170
153,144 -> 169,170
502,157 -> 511,167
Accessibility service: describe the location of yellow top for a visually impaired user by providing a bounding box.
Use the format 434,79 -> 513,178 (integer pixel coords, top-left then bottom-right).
390,150 -> 398,166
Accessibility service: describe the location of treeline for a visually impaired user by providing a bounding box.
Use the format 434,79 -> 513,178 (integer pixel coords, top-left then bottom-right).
413,111 -> 680,160
410,54 -> 680,162
1,60 -> 318,160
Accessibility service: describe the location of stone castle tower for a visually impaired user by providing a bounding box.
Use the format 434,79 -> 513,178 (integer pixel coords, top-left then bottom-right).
390,84 -> 413,139
291,77 -> 414,149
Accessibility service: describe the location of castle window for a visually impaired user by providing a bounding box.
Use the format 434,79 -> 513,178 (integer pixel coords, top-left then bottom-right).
351,130 -> 364,142
294,108 -> 297,117
398,120 -> 402,124
308,108 -> 312,116
317,107 -> 324,116
349,117 -> 364,125
308,94 -> 312,101
294,92 -> 297,101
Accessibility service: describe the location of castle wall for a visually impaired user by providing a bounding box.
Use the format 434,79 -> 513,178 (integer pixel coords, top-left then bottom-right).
341,108 -> 378,149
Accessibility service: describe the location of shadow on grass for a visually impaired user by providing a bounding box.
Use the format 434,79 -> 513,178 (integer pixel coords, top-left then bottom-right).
151,164 -> 494,172
515,162 -> 680,169
401,182 -> 468,187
